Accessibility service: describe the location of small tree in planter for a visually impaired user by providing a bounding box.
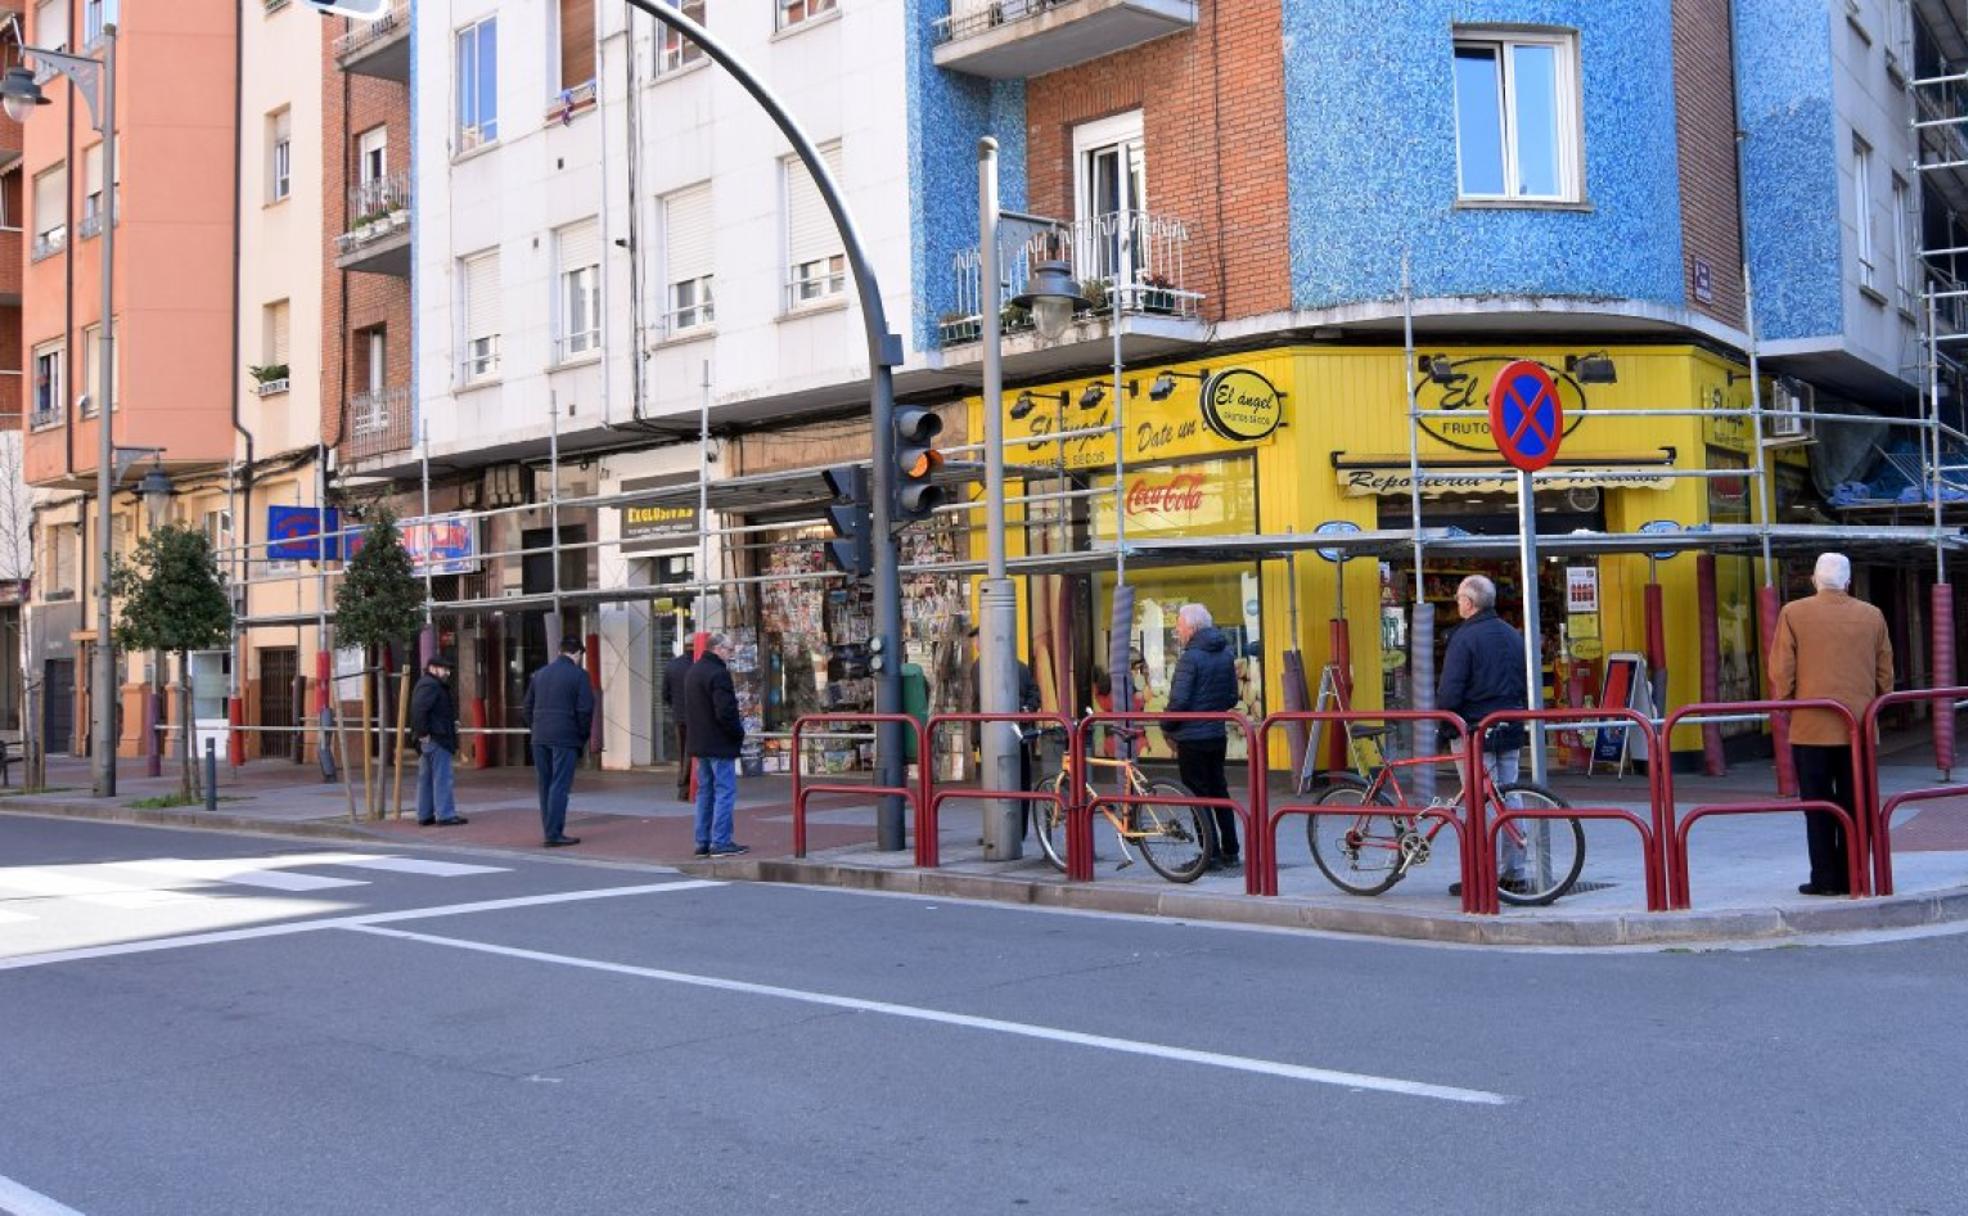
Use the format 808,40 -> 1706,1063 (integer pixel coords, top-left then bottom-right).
111,524 -> 234,800
333,508 -> 423,819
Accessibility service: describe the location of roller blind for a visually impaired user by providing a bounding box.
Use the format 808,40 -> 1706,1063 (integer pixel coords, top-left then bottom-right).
32,165 -> 65,237
558,218 -> 600,273
267,300 -> 291,365
463,253 -> 501,342
83,144 -> 102,198
785,142 -> 844,266
665,184 -> 712,283
34,0 -> 67,50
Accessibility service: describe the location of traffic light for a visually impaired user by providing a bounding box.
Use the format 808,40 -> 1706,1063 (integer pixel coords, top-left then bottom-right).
893,406 -> 945,526
821,464 -> 871,578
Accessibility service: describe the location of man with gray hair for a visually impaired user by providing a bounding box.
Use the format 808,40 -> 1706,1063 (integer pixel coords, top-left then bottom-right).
684,631 -> 749,858
1769,552 -> 1894,896
1166,603 -> 1242,868
1437,574 -> 1531,894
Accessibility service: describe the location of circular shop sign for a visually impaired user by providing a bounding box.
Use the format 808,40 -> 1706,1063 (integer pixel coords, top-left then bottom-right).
1314,519 -> 1362,563
1638,519 -> 1683,562
1200,368 -> 1284,443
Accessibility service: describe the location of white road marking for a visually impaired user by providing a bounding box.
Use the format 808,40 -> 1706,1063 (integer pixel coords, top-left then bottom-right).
0,907 -> 35,925
0,868 -> 198,909
0,1171 -> 87,1216
104,858 -> 370,892
314,856 -> 508,878
347,924 -> 1516,1107
0,880 -> 724,971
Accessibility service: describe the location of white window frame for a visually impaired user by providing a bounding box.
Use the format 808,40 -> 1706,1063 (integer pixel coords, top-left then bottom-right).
455,17 -> 500,154
460,251 -> 502,384
1854,133 -> 1876,292
1451,28 -> 1584,204
31,340 -> 64,429
776,0 -> 834,32
81,142 -> 103,227
556,220 -> 602,361
80,321 -> 115,415
82,0 -> 101,46
262,299 -> 291,384
661,183 -> 715,335
45,523 -> 73,595
32,163 -> 67,255
1893,173 -> 1915,314
783,143 -> 846,311
364,329 -> 387,396
656,0 -> 706,74
269,108 -> 292,203
357,125 -> 387,188
1071,110 -> 1146,288
33,0 -> 68,54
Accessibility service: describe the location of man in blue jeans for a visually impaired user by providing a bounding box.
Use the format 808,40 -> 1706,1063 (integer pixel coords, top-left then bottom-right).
683,632 -> 748,858
409,652 -> 467,827
522,635 -> 594,847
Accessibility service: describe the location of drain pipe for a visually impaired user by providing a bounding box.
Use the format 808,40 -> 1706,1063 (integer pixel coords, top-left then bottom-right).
227,0 -> 254,770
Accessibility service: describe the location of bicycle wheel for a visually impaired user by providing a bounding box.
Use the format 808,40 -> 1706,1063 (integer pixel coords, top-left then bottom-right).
1028,771 -> 1074,873
1131,779 -> 1214,884
1305,775 -> 1412,897
1493,783 -> 1586,906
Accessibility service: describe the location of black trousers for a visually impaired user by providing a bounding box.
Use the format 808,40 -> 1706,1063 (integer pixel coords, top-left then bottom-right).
674,724 -> 690,796
1175,736 -> 1237,860
1794,743 -> 1858,891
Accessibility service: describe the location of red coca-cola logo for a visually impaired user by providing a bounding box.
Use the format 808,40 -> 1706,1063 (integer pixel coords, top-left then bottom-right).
1126,473 -> 1207,518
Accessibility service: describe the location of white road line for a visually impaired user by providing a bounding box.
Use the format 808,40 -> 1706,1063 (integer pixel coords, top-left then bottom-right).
0,880 -> 724,972
0,1171 -> 87,1216
0,908 -> 36,925
103,859 -> 370,892
0,868 -> 198,909
315,856 -> 509,878
346,924 -> 1516,1107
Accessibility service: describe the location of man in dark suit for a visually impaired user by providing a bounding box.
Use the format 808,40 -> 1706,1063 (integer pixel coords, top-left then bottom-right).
522,635 -> 594,847
684,632 -> 748,858
409,651 -> 467,827
660,641 -> 697,801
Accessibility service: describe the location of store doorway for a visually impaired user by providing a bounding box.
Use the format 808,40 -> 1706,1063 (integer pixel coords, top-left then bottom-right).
505,526 -> 589,765
42,658 -> 73,754
258,647 -> 298,760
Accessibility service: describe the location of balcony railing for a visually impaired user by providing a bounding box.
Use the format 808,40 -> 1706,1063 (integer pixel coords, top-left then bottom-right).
341,171 -> 409,244
31,228 -> 65,261
341,386 -> 412,461
77,193 -> 117,239
941,209 -> 1202,346
333,0 -> 410,79
932,0 -> 1198,79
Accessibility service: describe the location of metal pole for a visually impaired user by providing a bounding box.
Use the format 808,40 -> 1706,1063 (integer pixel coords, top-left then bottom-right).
1742,260 -> 1775,584
420,414 -> 434,621
91,28 -> 118,798
316,444 -> 334,780
1402,255 -> 1435,803
1929,294 -> 1947,580
977,138 -> 1021,860
1112,265 -> 1126,588
547,389 -> 562,643
698,359 -> 712,615
1402,255 -> 1424,603
1518,469 -> 1548,785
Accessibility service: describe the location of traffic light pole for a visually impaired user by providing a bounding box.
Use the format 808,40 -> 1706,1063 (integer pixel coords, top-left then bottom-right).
615,0 -> 909,847
978,138 -> 1022,860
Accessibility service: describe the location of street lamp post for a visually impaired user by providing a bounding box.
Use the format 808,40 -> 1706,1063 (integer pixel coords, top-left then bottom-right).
138,461 -> 172,779
4,23 -> 121,796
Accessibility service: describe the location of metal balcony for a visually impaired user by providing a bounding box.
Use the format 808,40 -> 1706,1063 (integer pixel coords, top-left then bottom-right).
335,171 -> 410,277
932,0 -> 1197,79
333,0 -> 409,81
341,386 -> 412,462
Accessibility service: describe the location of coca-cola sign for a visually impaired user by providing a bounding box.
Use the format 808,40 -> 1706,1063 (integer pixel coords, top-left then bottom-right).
1126,473 -> 1207,518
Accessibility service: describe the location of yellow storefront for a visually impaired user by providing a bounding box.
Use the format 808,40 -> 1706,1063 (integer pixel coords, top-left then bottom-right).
964,342 -> 1797,771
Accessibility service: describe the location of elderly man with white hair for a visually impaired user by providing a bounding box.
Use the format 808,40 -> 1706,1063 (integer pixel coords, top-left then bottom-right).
1769,552 -> 1894,896
1167,603 -> 1243,869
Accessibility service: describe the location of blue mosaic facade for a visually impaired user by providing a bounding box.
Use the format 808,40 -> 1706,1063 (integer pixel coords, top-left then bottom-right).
1733,0 -> 1842,341
1280,0 -> 1686,312
905,0 -> 1026,353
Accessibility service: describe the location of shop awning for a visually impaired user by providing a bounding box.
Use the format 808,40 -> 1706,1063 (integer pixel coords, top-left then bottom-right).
1333,454 -> 1677,497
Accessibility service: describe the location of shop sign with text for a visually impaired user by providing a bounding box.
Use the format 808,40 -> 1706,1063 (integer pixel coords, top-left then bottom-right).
1007,366 -> 1284,470
1093,459 -> 1258,539
617,474 -> 702,552
1340,468 -> 1672,497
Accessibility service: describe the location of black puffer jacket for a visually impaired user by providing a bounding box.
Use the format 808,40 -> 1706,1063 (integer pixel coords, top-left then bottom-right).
1436,608 -> 1529,750
409,672 -> 458,751
1165,626 -> 1238,743
684,653 -> 745,759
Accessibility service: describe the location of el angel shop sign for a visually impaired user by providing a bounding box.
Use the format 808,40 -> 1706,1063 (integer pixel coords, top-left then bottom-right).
1008,366 -> 1284,469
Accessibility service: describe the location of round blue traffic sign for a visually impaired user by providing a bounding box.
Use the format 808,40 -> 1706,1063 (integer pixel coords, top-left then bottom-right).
1488,361 -> 1564,472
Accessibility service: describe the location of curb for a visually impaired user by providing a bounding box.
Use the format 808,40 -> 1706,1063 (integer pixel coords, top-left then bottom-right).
0,797 -> 385,843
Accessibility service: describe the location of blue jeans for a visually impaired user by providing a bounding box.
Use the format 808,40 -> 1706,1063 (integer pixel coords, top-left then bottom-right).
1489,747 -> 1525,881
533,744 -> 580,841
416,740 -> 457,824
694,756 -> 737,850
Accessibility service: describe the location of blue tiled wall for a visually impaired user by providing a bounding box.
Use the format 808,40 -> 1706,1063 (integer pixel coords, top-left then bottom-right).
906,0 -> 1026,353
1733,0 -> 1841,341
1281,0 -> 1686,312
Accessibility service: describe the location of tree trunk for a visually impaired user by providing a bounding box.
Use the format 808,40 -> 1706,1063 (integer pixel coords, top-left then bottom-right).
361,670 -> 375,819
177,663 -> 194,801
391,666 -> 412,819
333,681 -> 357,821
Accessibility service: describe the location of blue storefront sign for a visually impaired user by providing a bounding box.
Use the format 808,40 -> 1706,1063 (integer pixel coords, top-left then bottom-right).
266,506 -> 341,562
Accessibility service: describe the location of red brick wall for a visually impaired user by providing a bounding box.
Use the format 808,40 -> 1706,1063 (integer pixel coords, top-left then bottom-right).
320,26 -> 412,449
1022,1 -> 1291,323
1672,0 -> 1746,329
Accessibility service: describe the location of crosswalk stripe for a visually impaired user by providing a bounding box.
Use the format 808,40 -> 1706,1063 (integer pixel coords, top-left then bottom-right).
0,907 -> 36,924
316,856 -> 509,878
0,868 -> 198,908
104,859 -> 370,892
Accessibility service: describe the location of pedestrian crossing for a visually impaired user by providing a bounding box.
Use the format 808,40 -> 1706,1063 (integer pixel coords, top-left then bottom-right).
0,852 -> 511,928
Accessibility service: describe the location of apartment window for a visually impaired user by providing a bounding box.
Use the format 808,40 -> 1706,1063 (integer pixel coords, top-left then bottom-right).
83,0 -> 101,46
33,0 -> 68,53
263,300 -> 291,380
269,109 -> 292,202
81,143 -> 103,228
1452,29 -> 1582,202
784,142 -> 845,309
1894,174 -> 1915,313
1854,133 -> 1876,292
362,329 -> 386,395
663,183 -> 714,333
777,0 -> 834,31
461,251 -> 502,382
31,341 -> 63,429
1072,111 -> 1145,286
31,163 -> 66,256
80,322 -> 115,415
657,0 -> 706,73
557,0 -> 596,91
357,126 -> 387,190
557,219 -> 602,359
455,17 -> 499,152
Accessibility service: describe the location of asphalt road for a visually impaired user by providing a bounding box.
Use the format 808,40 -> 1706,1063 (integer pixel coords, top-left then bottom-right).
0,813 -> 1961,1215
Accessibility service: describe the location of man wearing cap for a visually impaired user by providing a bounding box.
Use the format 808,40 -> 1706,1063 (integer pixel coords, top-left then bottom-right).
410,651 -> 467,828
523,635 -> 596,847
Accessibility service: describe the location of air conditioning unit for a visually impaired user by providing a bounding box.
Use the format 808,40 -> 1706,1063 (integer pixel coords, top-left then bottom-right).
1769,377 -> 1814,440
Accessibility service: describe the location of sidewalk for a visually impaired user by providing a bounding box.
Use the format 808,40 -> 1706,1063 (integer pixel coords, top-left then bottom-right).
5,738 -> 1967,947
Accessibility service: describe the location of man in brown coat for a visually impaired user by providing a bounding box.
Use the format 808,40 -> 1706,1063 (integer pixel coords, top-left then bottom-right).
1768,552 -> 1895,896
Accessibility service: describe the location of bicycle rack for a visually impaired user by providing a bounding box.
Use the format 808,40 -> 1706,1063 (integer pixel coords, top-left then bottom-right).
920,712 -> 1073,869
1471,708 -> 1669,915
1863,687 -> 1968,896
1074,712 -> 1265,894
1256,710 -> 1473,907
1661,699 -> 1866,908
790,713 -> 928,859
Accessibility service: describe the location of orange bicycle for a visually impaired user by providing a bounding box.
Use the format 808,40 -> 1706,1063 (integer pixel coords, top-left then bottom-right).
1022,725 -> 1213,884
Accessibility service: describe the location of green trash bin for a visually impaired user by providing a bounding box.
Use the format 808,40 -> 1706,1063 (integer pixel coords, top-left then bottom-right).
900,663 -> 928,764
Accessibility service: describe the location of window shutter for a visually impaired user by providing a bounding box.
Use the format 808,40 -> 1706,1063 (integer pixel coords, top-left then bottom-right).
785,142 -> 844,266
33,167 -> 64,232
36,0 -> 68,49
665,185 -> 712,283
464,253 -> 501,342
558,218 -> 600,273
269,301 -> 291,364
84,144 -> 102,197
558,0 -> 595,89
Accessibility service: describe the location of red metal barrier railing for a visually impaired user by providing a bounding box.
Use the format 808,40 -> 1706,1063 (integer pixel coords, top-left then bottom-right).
1256,710 -> 1473,906
920,712 -> 1073,869
1073,712 -> 1264,894
1863,687 -> 1968,896
790,714 -> 927,859
1661,699 -> 1864,908
1469,708 -> 1668,915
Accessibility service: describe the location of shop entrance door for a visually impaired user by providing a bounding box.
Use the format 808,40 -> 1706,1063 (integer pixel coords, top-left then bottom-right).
42,659 -> 73,754
506,526 -> 588,765
258,647 -> 298,760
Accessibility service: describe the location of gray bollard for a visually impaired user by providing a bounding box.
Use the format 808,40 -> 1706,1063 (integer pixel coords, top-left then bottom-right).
204,738 -> 219,812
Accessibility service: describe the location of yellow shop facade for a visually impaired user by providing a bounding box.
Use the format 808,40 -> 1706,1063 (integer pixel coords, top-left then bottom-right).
964,341 -> 1803,769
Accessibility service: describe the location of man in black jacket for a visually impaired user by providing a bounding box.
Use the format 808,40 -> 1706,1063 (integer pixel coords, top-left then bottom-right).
1437,574 -> 1530,892
661,642 -> 697,801
684,632 -> 748,858
522,635 -> 595,847
1167,604 -> 1242,869
409,652 -> 467,827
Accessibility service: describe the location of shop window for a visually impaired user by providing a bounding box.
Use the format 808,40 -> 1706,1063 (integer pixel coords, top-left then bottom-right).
1452,29 -> 1582,203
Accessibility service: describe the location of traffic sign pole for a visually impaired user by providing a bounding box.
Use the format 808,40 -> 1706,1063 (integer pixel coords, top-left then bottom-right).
1488,361 -> 1564,790
1516,468 -> 1547,785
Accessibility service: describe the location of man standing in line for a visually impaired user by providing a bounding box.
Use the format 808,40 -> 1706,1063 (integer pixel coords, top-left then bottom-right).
685,632 -> 749,858
1166,604 -> 1242,870
410,652 -> 467,828
661,639 -> 697,802
967,625 -> 1043,788
1437,574 -> 1530,896
523,635 -> 594,848
1769,552 -> 1895,896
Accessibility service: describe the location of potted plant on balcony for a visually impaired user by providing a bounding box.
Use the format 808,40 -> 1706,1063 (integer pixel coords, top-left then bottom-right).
1076,279 -> 1109,316
249,363 -> 290,390
937,312 -> 981,346
1000,300 -> 1033,334
1139,272 -> 1177,315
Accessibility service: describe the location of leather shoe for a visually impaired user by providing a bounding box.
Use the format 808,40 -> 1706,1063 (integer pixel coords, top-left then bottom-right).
544,836 -> 582,848
436,816 -> 469,827
1798,882 -> 1847,897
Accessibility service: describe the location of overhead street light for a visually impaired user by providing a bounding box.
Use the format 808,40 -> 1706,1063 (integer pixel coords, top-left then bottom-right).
1012,260 -> 1088,343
